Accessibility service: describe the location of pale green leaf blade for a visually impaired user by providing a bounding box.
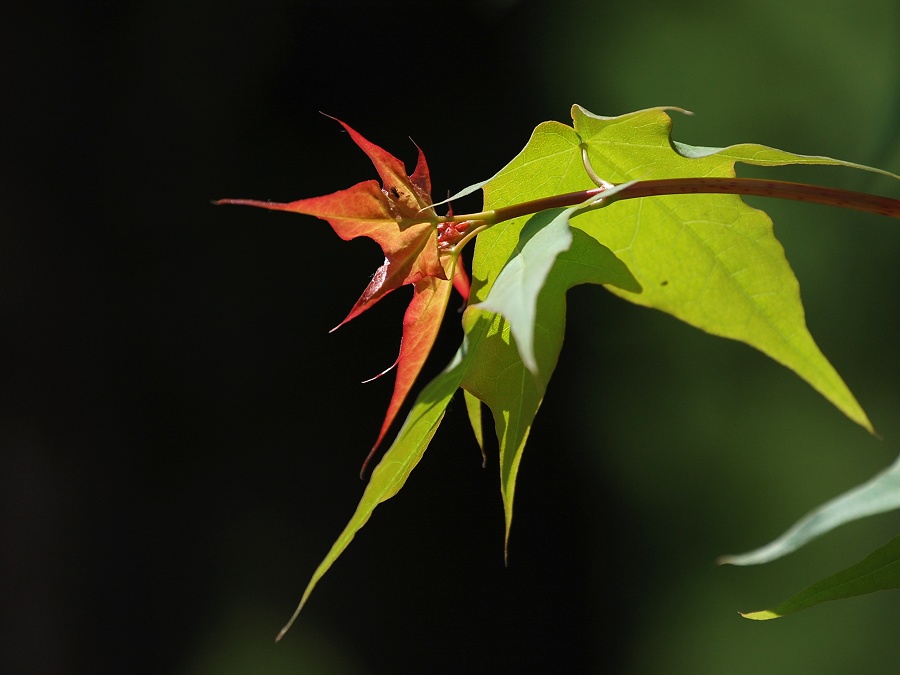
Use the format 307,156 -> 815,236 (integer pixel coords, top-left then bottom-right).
473,208 -> 573,374
740,535 -> 900,620
430,177 -> 492,210
676,139 -> 900,181
569,105 -> 900,431
719,453 -> 900,566
461,310 -> 536,558
431,119 -> 652,213
463,105 -> 898,558
473,183 -> 639,375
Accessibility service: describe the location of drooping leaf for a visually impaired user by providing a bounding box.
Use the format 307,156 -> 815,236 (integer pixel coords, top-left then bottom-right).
739,535 -> 900,620
217,119 -> 468,468
463,217 -> 640,552
719,452 -> 900,566
293,213 -> 635,612
472,207 -> 574,374
276,317 -> 489,639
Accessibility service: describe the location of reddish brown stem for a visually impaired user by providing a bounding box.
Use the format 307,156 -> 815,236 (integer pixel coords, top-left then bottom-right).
619,178 -> 900,218
447,177 -> 900,225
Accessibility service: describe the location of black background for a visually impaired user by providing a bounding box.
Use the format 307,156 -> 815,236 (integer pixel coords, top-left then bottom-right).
4,1 -> 900,673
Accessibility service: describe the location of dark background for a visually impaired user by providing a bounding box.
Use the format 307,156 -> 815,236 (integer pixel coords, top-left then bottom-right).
3,1 -> 900,672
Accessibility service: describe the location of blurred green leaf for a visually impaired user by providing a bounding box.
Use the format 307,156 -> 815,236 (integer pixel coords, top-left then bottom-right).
720,453 -> 900,566
740,534 -> 900,620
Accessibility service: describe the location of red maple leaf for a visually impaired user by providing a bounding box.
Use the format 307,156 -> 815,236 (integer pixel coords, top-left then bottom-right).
216,119 -> 470,475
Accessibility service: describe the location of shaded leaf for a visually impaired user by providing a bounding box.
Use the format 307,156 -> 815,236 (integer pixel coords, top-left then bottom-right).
463,220 -> 639,553
719,452 -> 900,566
740,535 -> 900,620
472,207 -> 574,374
474,183 -> 638,373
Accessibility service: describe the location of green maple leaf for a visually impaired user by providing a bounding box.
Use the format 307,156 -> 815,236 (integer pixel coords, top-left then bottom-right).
217,119 -> 468,473
737,534 -> 900,620
461,105 -> 898,560
474,106 -> 888,431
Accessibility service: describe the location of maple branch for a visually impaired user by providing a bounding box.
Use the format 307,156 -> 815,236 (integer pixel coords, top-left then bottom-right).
432,178 -> 900,227
613,178 -> 900,217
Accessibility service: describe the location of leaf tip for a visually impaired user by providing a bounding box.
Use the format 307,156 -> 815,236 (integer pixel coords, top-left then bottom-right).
318,110 -> 340,125
503,519 -> 513,567
359,448 -> 377,480
359,431 -> 389,479
739,609 -> 780,621
361,354 -> 400,384
847,405 -> 876,437
275,594 -> 309,642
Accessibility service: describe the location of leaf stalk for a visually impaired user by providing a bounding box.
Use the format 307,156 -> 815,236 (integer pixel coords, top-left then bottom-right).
419,178 -> 900,228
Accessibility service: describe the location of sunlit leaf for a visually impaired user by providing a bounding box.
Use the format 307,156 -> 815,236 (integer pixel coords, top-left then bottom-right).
570,105 -> 884,432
